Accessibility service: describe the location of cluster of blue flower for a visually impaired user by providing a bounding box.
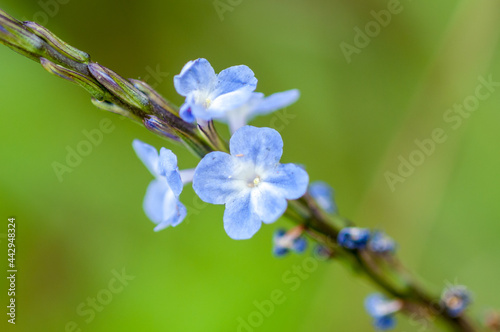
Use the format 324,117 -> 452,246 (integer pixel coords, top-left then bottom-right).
131,58 -> 472,330
133,58 -> 306,239
363,285 -> 472,330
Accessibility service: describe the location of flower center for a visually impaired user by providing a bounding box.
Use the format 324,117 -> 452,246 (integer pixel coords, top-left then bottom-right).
203,98 -> 212,108
447,296 -> 462,309
248,176 -> 261,188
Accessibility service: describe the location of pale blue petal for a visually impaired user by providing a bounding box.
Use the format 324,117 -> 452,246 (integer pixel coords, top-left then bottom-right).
143,179 -> 171,224
207,89 -> 254,118
223,93 -> 265,132
263,163 -> 309,200
212,65 -> 257,97
223,191 -> 261,240
132,139 -> 159,177
155,200 -> 187,231
251,186 -> 288,223
193,151 -> 243,204
190,102 -> 215,121
170,201 -> 187,227
251,89 -> 300,116
179,103 -> 195,123
174,58 -> 217,96
159,148 -> 183,197
229,126 -> 283,169
309,181 -> 337,214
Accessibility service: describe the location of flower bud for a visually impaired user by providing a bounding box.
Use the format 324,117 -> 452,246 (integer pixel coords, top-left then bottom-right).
88,62 -> 150,110
24,21 -> 90,63
40,58 -> 105,100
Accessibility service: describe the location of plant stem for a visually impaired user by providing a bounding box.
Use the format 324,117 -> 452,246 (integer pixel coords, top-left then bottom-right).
0,9 -> 477,331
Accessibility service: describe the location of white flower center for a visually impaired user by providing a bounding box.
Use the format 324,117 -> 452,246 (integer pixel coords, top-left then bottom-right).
248,176 -> 261,188
203,98 -> 212,108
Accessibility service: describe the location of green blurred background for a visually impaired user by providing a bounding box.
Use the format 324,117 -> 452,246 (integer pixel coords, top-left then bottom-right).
1,0 -> 500,331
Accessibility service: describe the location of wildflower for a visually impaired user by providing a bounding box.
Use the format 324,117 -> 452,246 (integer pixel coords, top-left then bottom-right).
132,140 -> 187,231
192,125 -> 309,239
337,227 -> 370,249
365,293 -> 402,330
272,228 -> 308,257
441,285 -> 471,317
368,231 -> 396,254
174,58 -> 257,122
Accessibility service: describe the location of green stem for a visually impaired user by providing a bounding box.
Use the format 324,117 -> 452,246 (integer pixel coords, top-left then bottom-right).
0,8 -> 477,331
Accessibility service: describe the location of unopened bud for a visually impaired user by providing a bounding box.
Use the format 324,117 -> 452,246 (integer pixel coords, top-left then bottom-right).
129,79 -> 178,115
88,63 -> 150,110
0,14 -> 42,54
41,58 -> 105,100
24,21 -> 90,63
144,115 -> 179,141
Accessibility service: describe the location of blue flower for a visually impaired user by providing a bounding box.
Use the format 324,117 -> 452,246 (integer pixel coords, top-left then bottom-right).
309,181 -> 337,214
192,125 -> 309,239
132,140 -> 187,231
441,286 -> 471,317
223,90 -> 300,133
365,293 -> 401,330
368,231 -> 397,254
174,58 -> 257,123
272,228 -> 308,257
337,227 -> 371,249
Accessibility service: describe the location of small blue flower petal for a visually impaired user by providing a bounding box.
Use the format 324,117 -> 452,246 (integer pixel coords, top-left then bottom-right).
252,89 -> 300,116
223,191 -> 261,240
222,90 -> 300,133
368,231 -> 397,254
193,151 -> 241,205
264,163 -> 310,200
168,201 -> 187,228
208,89 -> 255,119
373,315 -> 396,330
143,179 -> 178,229
159,148 -> 183,197
132,139 -> 159,177
273,228 -> 287,239
272,228 -> 306,256
212,65 -> 257,97
441,286 -> 471,317
292,237 -> 308,253
273,246 -> 289,257
365,294 -> 389,317
365,294 -> 400,330
179,103 -> 195,123
229,126 -> 283,169
309,181 -> 337,214
338,227 -> 371,249
251,187 -> 288,223
174,58 -> 217,96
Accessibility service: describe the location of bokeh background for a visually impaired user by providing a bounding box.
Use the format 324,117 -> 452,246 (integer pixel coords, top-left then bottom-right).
1,0 -> 500,331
